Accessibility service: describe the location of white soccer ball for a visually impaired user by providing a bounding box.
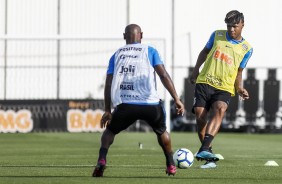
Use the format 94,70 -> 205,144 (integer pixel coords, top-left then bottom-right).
173,148 -> 194,169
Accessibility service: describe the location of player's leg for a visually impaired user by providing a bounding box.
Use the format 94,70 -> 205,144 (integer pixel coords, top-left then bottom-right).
98,129 -> 115,161
194,106 -> 218,161
206,101 -> 228,136
143,102 -> 176,175
207,89 -> 231,134
192,84 -> 210,145
194,108 -> 215,157
194,107 -> 208,143
197,89 -> 230,162
192,84 -> 219,162
93,128 -> 115,177
201,100 -> 228,151
194,108 -> 217,168
156,131 -> 176,175
196,101 -> 228,163
194,107 -> 214,153
93,104 -> 137,177
202,89 -> 231,150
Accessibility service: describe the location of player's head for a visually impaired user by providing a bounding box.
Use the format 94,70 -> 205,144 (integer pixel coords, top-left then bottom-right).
124,24 -> 143,44
225,10 -> 244,24
224,10 -> 244,40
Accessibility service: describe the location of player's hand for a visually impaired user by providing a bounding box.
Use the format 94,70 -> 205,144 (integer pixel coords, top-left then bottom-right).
100,111 -> 112,128
237,88 -> 249,100
175,99 -> 185,116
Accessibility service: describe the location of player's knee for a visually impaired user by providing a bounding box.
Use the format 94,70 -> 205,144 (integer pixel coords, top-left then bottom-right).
214,107 -> 227,117
154,127 -> 166,136
196,116 -> 207,125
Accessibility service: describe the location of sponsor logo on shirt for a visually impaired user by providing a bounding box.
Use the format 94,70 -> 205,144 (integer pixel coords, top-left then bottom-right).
242,44 -> 248,51
120,94 -> 140,98
217,32 -> 224,37
119,54 -> 138,60
119,65 -> 135,74
119,47 -> 142,52
206,73 -> 223,86
213,49 -> 233,65
120,84 -> 134,90
120,82 -> 134,91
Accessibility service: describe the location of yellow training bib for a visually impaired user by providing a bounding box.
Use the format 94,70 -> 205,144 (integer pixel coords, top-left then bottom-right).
196,30 -> 252,96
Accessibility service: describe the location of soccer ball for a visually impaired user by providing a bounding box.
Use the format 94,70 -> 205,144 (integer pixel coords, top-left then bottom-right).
173,148 -> 194,169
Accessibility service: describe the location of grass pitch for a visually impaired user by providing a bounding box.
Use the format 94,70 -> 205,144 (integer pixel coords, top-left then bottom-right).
0,132 -> 281,184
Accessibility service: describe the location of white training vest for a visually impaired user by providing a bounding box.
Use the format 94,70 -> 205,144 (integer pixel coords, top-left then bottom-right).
111,44 -> 160,107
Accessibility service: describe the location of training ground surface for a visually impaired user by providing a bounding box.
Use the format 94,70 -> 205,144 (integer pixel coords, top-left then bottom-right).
0,132 -> 281,184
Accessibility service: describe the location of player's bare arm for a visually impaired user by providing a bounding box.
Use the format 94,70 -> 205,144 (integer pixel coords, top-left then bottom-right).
100,74 -> 113,128
154,64 -> 185,116
190,47 -> 210,84
235,68 -> 249,100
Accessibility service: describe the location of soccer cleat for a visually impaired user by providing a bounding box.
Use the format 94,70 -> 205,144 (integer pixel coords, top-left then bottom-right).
200,161 -> 217,169
92,159 -> 106,177
196,151 -> 219,161
166,165 -> 177,176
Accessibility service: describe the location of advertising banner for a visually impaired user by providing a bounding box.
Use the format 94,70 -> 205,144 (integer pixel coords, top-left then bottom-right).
0,100 -> 105,133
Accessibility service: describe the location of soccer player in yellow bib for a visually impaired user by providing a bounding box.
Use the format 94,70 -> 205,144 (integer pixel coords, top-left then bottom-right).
190,10 -> 253,169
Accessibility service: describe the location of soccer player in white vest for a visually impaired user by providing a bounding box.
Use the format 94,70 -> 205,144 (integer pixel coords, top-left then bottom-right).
93,24 -> 184,177
190,10 -> 253,169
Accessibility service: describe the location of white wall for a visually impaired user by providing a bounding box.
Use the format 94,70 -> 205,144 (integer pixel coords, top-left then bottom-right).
174,0 -> 282,94
1,0 -> 282,99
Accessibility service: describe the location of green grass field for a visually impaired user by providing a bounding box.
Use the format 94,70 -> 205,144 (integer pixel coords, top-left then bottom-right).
0,132 -> 281,184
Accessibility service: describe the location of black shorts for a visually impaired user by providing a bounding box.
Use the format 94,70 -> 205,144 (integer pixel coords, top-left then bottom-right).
107,101 -> 166,135
192,83 -> 231,113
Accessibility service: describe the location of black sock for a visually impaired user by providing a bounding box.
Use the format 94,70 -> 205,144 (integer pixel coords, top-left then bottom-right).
98,147 -> 108,161
199,134 -> 214,152
165,152 -> 175,166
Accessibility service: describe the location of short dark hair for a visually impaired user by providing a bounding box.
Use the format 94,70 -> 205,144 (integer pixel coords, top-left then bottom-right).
224,10 -> 244,24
